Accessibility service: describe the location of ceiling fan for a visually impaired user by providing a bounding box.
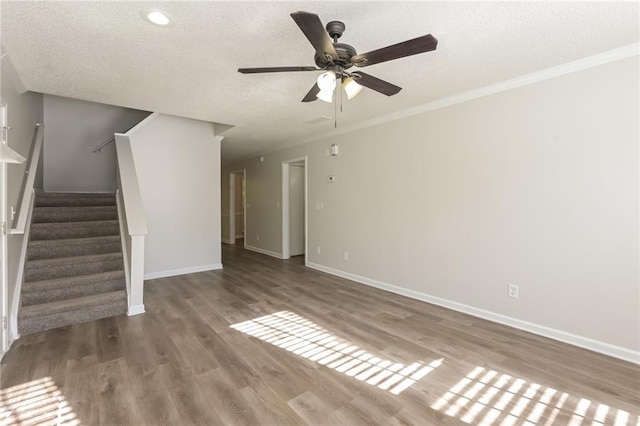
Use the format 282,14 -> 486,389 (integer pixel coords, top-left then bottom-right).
238,11 -> 438,103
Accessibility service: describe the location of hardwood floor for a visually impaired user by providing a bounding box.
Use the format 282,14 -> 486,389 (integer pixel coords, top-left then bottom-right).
1,243 -> 639,425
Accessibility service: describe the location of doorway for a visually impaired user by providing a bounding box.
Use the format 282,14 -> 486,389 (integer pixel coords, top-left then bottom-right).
229,169 -> 246,246
1,102 -> 9,354
282,157 -> 307,260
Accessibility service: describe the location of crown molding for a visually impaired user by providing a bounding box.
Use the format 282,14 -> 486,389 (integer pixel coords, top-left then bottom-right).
287,43 -> 640,148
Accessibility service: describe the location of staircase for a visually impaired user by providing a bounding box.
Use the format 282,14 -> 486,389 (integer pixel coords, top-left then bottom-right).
18,192 -> 127,335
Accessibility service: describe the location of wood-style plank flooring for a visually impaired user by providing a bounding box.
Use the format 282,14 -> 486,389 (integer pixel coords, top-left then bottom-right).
1,243 -> 639,425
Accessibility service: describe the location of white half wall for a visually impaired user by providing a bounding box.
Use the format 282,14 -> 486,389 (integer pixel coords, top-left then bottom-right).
43,95 -> 149,192
1,57 -> 43,346
127,113 -> 222,279
222,55 -> 640,360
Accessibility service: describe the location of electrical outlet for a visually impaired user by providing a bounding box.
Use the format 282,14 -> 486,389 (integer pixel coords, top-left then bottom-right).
316,246 -> 321,254
508,284 -> 519,299
344,251 -> 349,261
316,201 -> 324,210
256,234 -> 260,241
276,201 -> 280,208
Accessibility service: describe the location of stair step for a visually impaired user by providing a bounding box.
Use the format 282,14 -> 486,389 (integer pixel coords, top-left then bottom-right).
35,192 -> 116,207
25,252 -> 124,282
30,219 -> 119,241
32,206 -> 118,223
18,290 -> 127,335
28,235 -> 121,261
22,270 -> 126,306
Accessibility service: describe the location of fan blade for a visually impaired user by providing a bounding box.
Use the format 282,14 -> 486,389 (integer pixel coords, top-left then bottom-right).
238,66 -> 320,74
351,72 -> 402,96
352,34 -> 437,67
290,12 -> 338,61
301,84 -> 320,102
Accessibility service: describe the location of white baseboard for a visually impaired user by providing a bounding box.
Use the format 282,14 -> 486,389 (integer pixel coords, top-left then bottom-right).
221,238 -> 233,244
305,262 -> 640,365
127,304 -> 145,316
245,245 -> 285,259
144,263 -> 223,280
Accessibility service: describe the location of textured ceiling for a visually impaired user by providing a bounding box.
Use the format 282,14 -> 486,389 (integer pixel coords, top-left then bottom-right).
2,2 -> 638,164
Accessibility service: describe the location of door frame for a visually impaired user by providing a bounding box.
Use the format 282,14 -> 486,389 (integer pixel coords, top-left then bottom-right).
281,156 -> 308,261
229,169 -> 246,247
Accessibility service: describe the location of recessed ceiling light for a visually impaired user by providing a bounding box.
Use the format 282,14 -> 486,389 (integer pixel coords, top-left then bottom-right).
141,9 -> 172,26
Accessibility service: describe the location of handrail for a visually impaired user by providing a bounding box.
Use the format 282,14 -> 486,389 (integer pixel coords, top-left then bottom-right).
11,123 -> 43,234
92,136 -> 115,153
93,119 -> 150,154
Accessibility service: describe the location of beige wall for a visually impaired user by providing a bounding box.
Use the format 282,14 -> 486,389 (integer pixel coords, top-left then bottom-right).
128,113 -> 222,279
222,56 -> 639,356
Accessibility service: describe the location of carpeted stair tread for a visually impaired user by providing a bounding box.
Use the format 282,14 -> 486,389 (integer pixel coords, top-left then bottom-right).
22,271 -> 126,306
32,206 -> 118,223
18,291 -> 127,335
25,252 -> 124,282
28,235 -> 121,260
30,219 -> 119,240
19,290 -> 126,319
35,192 -> 116,207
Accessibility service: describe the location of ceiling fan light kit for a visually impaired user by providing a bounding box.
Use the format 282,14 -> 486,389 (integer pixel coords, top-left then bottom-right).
316,89 -> 334,103
342,77 -> 363,100
317,71 -> 337,91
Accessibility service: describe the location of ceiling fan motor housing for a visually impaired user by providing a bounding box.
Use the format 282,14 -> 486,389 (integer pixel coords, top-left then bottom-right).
315,43 -> 357,69
314,21 -> 357,70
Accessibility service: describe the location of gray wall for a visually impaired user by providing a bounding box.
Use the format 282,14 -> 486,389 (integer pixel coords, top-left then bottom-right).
1,64 -> 43,332
222,56 -> 639,355
43,95 -> 149,192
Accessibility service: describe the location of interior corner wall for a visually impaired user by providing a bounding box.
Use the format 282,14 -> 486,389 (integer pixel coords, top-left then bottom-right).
128,113 -> 221,279
222,56 -> 640,356
43,95 -> 149,192
1,66 -> 43,332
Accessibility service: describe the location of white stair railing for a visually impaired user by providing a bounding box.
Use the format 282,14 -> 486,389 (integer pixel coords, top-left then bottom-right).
114,133 -> 147,316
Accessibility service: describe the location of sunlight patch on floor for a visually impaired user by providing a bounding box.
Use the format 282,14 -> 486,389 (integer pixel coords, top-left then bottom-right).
431,366 -> 639,425
231,310 -> 441,395
0,377 -> 81,426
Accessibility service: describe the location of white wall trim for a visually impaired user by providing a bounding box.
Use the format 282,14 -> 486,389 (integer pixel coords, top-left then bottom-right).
221,238 -> 234,244
244,244 -> 285,259
127,304 -> 145,316
240,43 -> 638,159
144,263 -> 223,280
306,261 -> 640,365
